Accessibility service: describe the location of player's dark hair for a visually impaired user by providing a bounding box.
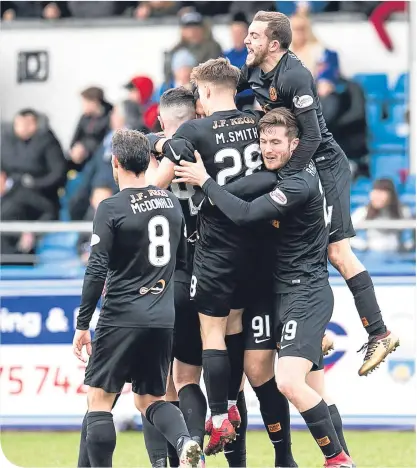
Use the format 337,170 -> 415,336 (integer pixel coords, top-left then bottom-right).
160,87 -> 196,110
253,11 -> 292,50
191,57 -> 240,90
17,108 -> 38,120
111,129 -> 150,176
81,86 -> 104,103
258,108 -> 299,140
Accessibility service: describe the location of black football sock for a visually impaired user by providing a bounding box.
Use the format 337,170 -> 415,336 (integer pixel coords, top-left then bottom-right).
346,271 -> 387,336
86,411 -> 116,467
77,412 -> 90,468
167,402 -> 180,467
252,378 -> 296,467
142,414 -> 167,467
146,401 -> 190,457
224,390 -> 247,467
202,349 -> 230,416
300,400 -> 342,460
178,383 -> 207,447
328,404 -> 349,456
225,333 -> 245,401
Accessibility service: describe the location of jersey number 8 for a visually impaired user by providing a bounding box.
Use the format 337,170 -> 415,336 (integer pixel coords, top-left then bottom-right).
215,143 -> 262,186
148,215 -> 170,267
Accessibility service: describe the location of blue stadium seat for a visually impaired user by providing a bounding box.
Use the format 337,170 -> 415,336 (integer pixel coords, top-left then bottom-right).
352,73 -> 389,98
400,175 -> 416,209
393,73 -> 408,94
370,153 -> 406,183
351,177 -> 372,208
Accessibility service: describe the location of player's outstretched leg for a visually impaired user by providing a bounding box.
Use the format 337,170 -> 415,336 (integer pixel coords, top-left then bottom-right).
200,313 -> 236,456
223,388 -> 248,467
246,350 -> 297,468
138,395 -> 202,468
328,239 -> 400,375
306,369 -> 350,456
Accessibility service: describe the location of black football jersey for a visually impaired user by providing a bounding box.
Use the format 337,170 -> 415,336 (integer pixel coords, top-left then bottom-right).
166,109 -> 263,249
238,51 -> 338,160
78,186 -> 186,329
200,160 -> 330,292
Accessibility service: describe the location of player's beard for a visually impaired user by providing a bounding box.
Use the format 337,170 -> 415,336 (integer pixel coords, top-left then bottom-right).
246,45 -> 268,68
263,146 -> 292,171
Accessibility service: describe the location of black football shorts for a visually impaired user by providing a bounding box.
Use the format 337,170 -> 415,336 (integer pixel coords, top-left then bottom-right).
275,284 -> 334,371
244,289 -> 276,351
173,279 -> 202,366
315,146 -> 356,244
85,325 -> 173,396
191,241 -> 248,317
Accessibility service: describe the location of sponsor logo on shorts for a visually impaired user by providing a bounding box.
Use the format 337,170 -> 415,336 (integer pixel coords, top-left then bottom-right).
317,436 -> 331,447
293,95 -> 314,109
361,317 -> 370,327
268,422 -> 282,432
269,188 -> 287,205
139,279 -> 166,295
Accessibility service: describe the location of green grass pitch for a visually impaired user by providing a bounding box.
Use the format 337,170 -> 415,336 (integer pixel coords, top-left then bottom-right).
1,430 -> 415,467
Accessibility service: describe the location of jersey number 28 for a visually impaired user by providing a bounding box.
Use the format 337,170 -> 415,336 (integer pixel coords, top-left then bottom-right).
148,215 -> 170,267
215,143 -> 262,186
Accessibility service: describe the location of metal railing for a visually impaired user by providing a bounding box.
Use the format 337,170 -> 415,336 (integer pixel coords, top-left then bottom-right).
0,219 -> 415,233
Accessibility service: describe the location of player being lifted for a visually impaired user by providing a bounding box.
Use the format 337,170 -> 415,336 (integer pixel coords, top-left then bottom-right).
238,10 -> 399,375
174,108 -> 355,468
72,129 -> 202,468
146,58 -> 278,456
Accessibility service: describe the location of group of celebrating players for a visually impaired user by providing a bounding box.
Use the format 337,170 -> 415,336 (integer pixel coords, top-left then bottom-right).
72,10 -> 400,468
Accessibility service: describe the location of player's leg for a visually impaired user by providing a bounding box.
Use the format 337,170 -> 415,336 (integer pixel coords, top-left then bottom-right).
173,280 -> 207,451
166,373 -> 180,468
223,375 -> 248,467
317,151 -> 399,375
276,286 -> 354,467
306,368 -> 350,456
133,328 -> 201,467
82,326 -> 134,467
243,298 -> 297,468
78,393 -> 122,468
192,246 -> 237,455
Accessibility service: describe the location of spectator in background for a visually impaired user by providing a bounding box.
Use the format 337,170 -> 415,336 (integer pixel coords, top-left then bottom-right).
1,109 -> 66,215
157,48 -> 197,99
1,1 -> 67,20
163,10 -> 222,85
69,100 -> 143,221
133,1 -> 179,19
351,179 -> 413,253
68,87 -> 113,171
224,12 -> 255,110
66,1 -> 132,18
124,75 -> 158,131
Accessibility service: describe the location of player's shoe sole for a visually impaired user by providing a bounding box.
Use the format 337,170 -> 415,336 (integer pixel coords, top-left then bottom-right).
322,334 -> 334,356
358,331 -> 400,376
180,439 -> 202,467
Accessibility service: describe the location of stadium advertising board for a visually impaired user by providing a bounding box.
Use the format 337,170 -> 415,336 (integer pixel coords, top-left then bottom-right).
0,278 -> 414,430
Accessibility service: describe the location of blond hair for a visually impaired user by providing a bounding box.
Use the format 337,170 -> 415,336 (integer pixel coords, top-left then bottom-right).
190,57 -> 240,90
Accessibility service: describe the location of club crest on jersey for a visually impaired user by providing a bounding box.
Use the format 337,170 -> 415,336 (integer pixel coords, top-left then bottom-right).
140,279 -> 166,295
293,95 -> 314,109
270,188 -> 287,205
269,86 -> 278,101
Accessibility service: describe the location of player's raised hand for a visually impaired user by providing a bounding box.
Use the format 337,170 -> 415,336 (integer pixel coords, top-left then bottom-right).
173,150 -> 210,187
72,329 -> 92,363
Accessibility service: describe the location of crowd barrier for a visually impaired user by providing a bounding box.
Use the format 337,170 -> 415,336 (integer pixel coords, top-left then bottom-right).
0,276 -> 415,431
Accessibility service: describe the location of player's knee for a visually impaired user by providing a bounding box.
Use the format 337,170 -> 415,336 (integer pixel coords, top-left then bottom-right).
244,350 -> 274,387
199,314 -> 227,348
87,387 -> 116,412
328,239 -> 352,269
276,376 -> 297,401
173,360 -> 201,392
134,393 -> 165,415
